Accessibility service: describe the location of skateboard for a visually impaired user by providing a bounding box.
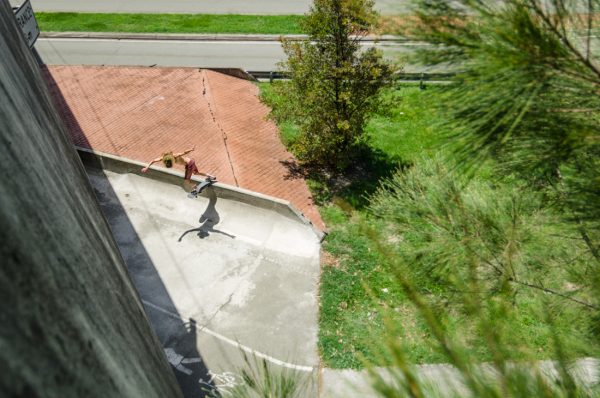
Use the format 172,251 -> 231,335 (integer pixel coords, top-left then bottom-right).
188,176 -> 217,198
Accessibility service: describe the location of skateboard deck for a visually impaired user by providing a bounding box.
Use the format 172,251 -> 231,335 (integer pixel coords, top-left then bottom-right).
188,176 -> 217,198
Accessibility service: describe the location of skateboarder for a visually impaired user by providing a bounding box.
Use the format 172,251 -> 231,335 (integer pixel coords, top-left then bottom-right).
141,147 -> 214,182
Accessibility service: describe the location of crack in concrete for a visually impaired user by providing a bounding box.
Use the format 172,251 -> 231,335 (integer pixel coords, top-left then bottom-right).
201,291 -> 235,328
198,251 -> 265,327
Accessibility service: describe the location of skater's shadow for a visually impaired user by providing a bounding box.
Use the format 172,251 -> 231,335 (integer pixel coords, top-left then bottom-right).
178,189 -> 235,241
86,168 -> 217,397
164,318 -> 214,395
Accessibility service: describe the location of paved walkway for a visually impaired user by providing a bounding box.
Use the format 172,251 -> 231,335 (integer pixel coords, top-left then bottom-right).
36,37 -> 419,73
43,65 -> 324,230
321,358 -> 600,397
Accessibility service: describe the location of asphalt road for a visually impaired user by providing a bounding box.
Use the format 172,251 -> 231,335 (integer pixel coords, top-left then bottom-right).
35,37 -> 434,72
10,0 -> 408,15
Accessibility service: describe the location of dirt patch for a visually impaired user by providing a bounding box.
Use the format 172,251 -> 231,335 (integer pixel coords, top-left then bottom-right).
321,249 -> 342,269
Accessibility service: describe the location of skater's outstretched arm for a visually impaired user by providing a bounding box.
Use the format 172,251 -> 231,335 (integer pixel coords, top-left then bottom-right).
173,146 -> 195,158
141,156 -> 163,173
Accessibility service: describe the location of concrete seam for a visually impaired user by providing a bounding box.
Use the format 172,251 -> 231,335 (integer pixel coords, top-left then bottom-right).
201,292 -> 234,329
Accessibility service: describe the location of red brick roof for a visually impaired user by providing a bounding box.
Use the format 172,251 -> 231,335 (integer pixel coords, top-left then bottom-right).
43,65 -> 324,230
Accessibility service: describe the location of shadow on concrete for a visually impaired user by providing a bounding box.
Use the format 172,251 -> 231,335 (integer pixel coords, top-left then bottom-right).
179,189 -> 236,241
87,167 -> 217,398
164,318 -> 216,397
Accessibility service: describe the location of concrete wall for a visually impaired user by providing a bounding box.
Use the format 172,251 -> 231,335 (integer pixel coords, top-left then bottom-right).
0,1 -> 183,397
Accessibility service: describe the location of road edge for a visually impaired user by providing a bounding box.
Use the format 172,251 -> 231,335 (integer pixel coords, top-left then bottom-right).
40,31 -> 405,42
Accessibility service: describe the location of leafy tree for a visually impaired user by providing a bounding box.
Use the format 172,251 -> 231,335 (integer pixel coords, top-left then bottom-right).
266,0 -> 394,169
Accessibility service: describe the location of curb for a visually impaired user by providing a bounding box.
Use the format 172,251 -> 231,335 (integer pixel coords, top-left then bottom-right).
77,147 -> 325,241
40,31 -> 407,42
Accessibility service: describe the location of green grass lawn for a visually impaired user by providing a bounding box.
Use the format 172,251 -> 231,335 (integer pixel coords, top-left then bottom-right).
36,13 -> 304,35
366,86 -> 444,161
316,87 -> 446,368
319,194 -> 594,368
259,83 -> 598,369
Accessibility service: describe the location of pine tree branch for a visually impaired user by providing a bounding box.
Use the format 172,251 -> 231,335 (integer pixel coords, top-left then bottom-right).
549,108 -> 597,113
586,0 -> 593,61
554,170 -> 600,266
554,64 -> 600,85
578,223 -> 600,263
508,277 -> 598,309
556,0 -> 570,38
528,0 -> 600,81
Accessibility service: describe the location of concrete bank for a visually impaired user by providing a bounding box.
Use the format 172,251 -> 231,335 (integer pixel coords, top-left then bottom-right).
86,164 -> 321,397
77,147 -> 325,240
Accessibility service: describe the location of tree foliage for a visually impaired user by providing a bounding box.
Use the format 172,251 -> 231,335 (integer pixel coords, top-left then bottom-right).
266,0 -> 394,169
362,0 -> 600,394
370,157 -> 596,309
406,0 -> 600,234
367,157 -> 600,397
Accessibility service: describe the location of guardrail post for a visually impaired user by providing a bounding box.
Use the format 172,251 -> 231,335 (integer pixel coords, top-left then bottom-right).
419,73 -> 427,90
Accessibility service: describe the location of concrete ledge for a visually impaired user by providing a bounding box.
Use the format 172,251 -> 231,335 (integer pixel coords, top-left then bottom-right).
206,68 -> 257,82
77,147 -> 325,240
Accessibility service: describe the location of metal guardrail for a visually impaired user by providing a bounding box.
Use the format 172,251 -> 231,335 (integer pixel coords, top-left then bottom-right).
247,70 -> 456,82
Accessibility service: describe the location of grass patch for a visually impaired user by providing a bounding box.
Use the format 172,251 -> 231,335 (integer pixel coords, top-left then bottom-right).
36,13 -> 305,35
366,85 -> 445,162
36,13 -> 405,35
317,84 -> 451,209
259,83 -> 599,369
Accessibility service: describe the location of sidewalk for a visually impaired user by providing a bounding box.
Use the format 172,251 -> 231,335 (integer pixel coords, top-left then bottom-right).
321,358 -> 600,397
43,65 -> 324,230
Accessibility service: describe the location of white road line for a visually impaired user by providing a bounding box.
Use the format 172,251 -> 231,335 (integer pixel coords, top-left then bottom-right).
142,299 -> 315,372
